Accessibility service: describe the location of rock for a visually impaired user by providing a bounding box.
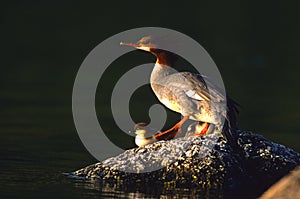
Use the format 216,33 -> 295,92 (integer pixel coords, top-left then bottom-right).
237,131 -> 300,193
259,166 -> 300,199
73,130 -> 300,198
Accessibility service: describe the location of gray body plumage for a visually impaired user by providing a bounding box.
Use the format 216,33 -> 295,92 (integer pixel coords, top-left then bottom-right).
150,62 -> 237,133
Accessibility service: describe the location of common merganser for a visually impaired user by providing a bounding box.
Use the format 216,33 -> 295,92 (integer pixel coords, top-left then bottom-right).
121,36 -> 238,146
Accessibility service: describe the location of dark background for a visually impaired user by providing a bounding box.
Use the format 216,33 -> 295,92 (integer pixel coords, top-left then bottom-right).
1,1 -> 299,198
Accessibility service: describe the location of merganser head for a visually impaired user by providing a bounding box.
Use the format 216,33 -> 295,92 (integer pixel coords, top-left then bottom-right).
120,36 -> 157,52
134,122 -> 150,136
121,36 -> 178,66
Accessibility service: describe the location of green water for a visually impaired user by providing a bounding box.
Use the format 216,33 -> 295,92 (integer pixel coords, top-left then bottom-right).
1,1 -> 300,198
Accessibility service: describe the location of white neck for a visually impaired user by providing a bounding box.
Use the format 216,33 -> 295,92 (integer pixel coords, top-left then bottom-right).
135,134 -> 156,147
150,62 -> 174,84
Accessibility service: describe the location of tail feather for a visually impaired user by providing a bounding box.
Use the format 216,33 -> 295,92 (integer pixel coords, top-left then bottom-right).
222,97 -> 240,145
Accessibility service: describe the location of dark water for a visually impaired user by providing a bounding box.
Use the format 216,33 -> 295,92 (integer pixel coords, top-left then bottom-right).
1,1 -> 300,198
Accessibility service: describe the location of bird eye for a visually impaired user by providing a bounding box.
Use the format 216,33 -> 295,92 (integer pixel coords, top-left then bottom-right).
141,40 -> 149,45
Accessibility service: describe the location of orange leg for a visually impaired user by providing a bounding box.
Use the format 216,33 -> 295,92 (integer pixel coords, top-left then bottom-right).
194,123 -> 210,136
155,116 -> 189,141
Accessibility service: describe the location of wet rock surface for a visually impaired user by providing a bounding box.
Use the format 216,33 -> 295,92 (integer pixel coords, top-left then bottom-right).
73,130 -> 300,198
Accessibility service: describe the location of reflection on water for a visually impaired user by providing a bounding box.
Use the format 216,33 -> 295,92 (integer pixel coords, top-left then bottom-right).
70,177 -> 223,199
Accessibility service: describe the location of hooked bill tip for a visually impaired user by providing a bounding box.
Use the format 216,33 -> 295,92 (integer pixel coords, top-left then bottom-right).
120,42 -> 139,47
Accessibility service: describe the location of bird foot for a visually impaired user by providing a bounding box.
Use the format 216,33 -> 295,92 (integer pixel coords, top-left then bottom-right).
154,116 -> 188,141
154,125 -> 181,141
193,123 -> 210,136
